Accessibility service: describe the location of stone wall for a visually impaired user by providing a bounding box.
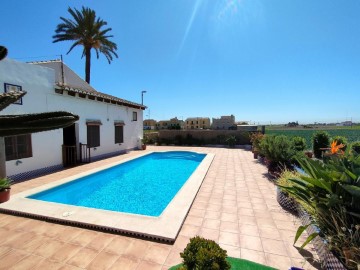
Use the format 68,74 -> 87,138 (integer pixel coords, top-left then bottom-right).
154,130 -> 252,145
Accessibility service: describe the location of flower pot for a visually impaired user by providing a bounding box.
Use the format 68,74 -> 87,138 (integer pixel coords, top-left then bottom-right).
0,188 -> 10,203
304,151 -> 313,158
142,144 -> 146,150
276,187 -> 298,214
253,152 -> 258,159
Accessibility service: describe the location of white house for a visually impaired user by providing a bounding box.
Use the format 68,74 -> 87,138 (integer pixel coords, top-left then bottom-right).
0,58 -> 145,181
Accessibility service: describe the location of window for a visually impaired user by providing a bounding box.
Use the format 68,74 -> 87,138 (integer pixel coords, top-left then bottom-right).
115,125 -> 124,144
5,134 -> 32,161
132,111 -> 137,121
87,125 -> 100,147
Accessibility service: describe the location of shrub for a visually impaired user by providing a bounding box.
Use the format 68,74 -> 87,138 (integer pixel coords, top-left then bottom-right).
292,136 -> 307,151
249,132 -> 264,152
180,236 -> 230,270
225,135 -> 236,148
259,135 -> 296,173
283,154 -> 360,269
332,135 -> 348,150
312,131 -> 330,158
351,141 -> 360,154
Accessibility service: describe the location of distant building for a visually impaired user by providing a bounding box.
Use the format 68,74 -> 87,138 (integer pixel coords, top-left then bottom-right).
211,115 -> 235,130
336,121 -> 352,127
143,119 -> 157,130
156,117 -> 184,130
185,117 -> 211,130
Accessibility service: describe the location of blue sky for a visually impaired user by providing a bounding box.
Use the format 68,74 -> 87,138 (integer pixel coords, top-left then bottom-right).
2,0 -> 360,124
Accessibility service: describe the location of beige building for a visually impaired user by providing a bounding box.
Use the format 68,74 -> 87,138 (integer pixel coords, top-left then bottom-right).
185,117 -> 211,130
212,115 -> 235,130
156,117 -> 184,130
143,119 -> 157,130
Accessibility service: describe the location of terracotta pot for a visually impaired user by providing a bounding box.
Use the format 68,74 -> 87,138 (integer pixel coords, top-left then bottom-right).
253,152 -> 258,159
305,151 -> 313,158
142,144 -> 147,150
0,188 -> 10,203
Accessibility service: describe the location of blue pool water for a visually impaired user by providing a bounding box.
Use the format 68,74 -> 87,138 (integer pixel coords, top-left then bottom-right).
28,151 -> 206,217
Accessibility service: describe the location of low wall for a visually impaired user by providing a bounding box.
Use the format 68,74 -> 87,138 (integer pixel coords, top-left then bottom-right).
152,130 -> 252,145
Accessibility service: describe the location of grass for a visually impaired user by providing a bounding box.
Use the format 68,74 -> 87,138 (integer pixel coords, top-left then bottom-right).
169,257 -> 278,270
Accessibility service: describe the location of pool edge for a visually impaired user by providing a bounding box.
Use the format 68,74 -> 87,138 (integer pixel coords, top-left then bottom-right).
0,151 -> 215,243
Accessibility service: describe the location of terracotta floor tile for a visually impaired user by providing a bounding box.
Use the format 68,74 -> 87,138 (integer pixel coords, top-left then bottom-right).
265,253 -> 292,270
261,238 -> 288,256
173,235 -> 191,251
219,231 -> 239,247
66,247 -> 98,268
69,230 -> 97,246
219,244 -> 241,258
0,250 -> 29,269
55,226 -> 83,242
256,218 -> 277,228
206,203 -> 222,212
239,235 -> 263,251
136,260 -> 163,270
220,212 -> 238,223
0,246 -> 12,258
220,221 -> 239,234
108,255 -> 139,270
34,258 -> 62,270
86,232 -> 115,251
202,218 -> 221,230
240,248 -> 267,265
122,240 -> 151,259
9,254 -> 43,270
164,249 -> 182,267
179,224 -> 200,237
239,224 -> 259,237
34,239 -> 65,258
86,251 -> 119,270
50,242 -> 82,262
258,226 -> 281,240
221,205 -> 238,214
204,210 -> 221,220
57,264 -> 83,270
238,208 -> 255,216
184,216 -> 203,226
198,227 -> 219,242
104,236 -> 134,255
143,244 -> 171,265
188,208 -> 206,218
21,234 -> 51,253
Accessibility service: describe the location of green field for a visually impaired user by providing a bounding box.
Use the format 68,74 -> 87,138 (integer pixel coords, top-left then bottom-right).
266,127 -> 360,149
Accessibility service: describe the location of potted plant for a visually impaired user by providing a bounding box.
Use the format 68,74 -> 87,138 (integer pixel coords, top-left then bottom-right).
276,169 -> 300,214
249,132 -> 264,159
0,178 -> 12,203
282,153 -> 360,269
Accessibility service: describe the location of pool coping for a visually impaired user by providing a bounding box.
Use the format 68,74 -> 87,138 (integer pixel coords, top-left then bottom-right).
0,150 -> 214,242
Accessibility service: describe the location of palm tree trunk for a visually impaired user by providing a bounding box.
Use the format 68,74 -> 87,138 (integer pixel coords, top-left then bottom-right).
85,47 -> 91,84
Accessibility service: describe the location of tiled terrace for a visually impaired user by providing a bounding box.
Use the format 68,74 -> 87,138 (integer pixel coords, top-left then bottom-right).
0,146 -> 320,270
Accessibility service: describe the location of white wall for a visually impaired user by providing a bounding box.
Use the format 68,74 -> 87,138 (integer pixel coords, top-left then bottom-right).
0,59 -> 143,177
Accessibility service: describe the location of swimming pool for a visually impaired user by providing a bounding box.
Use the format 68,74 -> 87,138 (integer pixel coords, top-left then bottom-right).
28,151 -> 206,216
0,150 -> 214,241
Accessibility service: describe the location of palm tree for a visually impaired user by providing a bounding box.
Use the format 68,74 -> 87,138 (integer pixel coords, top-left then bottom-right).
53,6 -> 118,84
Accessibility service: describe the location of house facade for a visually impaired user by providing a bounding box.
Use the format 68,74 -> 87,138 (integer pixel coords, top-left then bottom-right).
185,117 -> 211,130
0,59 -> 145,180
211,115 -> 236,130
143,119 -> 157,130
156,117 -> 184,130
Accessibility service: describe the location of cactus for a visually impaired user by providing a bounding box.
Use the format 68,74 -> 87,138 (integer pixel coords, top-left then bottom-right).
0,46 -> 8,61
